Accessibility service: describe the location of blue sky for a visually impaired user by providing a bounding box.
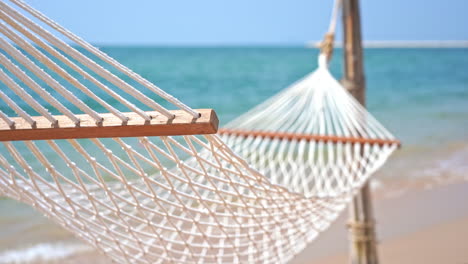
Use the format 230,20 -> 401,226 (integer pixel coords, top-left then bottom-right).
24,0 -> 468,45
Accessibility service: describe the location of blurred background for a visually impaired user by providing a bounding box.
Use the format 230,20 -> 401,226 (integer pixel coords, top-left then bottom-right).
0,0 -> 467,263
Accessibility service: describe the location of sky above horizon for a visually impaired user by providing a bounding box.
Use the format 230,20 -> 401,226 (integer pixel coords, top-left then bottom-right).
22,0 -> 468,45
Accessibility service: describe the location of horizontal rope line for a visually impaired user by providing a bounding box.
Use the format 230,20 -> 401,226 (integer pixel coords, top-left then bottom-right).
219,128 -> 401,147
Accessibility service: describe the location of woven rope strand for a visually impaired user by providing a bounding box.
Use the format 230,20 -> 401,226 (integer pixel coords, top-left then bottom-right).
10,0 -> 200,119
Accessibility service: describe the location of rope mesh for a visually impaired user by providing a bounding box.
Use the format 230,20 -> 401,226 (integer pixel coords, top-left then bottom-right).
221,55 -> 398,197
0,1 -> 398,263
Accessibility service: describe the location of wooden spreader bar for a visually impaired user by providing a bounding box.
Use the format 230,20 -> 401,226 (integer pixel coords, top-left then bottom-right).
0,109 -> 218,141
218,128 -> 401,147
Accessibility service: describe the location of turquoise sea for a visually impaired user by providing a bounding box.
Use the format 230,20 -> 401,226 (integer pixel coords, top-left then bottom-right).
94,47 -> 468,187
1,47 -> 468,261
91,47 -> 468,146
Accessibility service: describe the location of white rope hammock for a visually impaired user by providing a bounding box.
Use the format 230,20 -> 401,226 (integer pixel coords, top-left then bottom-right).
219,55 -> 399,197
0,1 -> 398,263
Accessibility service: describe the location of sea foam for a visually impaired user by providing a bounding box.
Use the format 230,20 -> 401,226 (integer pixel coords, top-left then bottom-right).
0,242 -> 92,264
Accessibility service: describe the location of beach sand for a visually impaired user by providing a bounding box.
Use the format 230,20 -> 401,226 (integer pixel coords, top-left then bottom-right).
14,181 -> 466,264
309,216 -> 468,264
292,182 -> 468,264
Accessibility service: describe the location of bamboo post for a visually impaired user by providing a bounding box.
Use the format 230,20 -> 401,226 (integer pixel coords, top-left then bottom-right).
342,0 -> 380,264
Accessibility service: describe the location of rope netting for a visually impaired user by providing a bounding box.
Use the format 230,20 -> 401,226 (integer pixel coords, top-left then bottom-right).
0,0 -> 198,126
220,55 -> 399,197
0,0 -> 398,263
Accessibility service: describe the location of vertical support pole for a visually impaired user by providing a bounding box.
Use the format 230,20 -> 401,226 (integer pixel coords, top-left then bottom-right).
342,0 -> 379,264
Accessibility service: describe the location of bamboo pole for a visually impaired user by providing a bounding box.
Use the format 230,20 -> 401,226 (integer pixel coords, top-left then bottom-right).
342,0 -> 380,263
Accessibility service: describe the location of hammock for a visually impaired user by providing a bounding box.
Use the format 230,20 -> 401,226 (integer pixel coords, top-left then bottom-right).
219,54 -> 399,197
0,1 -> 399,263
